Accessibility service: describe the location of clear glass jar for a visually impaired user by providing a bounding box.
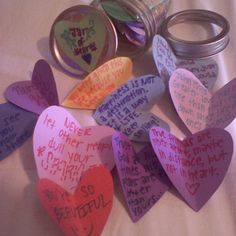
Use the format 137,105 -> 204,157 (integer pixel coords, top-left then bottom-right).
91,0 -> 171,56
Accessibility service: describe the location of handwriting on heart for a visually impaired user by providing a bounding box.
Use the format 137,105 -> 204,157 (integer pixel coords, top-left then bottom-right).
152,35 -> 218,89
0,102 -> 37,161
94,75 -> 169,142
38,166 -> 113,236
149,127 -> 233,211
5,59 -> 59,115
33,106 -> 115,193
62,57 -> 133,110
112,132 -> 170,222
169,68 -> 236,133
54,16 -> 106,73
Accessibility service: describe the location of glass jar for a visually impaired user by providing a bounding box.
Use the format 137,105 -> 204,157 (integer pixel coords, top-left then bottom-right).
91,0 -> 171,56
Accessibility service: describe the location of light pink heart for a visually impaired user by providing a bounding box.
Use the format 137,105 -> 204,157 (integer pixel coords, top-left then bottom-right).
33,106 -> 115,193
169,68 -> 236,133
152,35 -> 218,89
149,127 -> 233,211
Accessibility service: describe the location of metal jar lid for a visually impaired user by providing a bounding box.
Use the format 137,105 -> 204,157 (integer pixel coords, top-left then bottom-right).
160,9 -> 230,58
49,5 -> 118,76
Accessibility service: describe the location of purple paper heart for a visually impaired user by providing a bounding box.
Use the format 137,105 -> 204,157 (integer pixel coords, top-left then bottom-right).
32,59 -> 59,106
149,127 -> 233,211
0,102 -> 37,160
112,131 -> 170,222
5,60 -> 59,115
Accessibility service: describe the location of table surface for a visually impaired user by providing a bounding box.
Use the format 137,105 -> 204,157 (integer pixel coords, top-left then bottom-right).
0,0 -> 236,236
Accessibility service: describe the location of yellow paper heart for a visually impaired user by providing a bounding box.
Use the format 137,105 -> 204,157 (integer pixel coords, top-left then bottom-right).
62,57 -> 133,109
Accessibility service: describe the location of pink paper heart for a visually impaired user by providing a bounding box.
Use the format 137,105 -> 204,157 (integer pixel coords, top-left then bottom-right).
33,106 -> 115,193
149,127 -> 233,211
152,35 -> 218,89
169,68 -> 236,133
112,131 -> 170,222
5,60 -> 59,115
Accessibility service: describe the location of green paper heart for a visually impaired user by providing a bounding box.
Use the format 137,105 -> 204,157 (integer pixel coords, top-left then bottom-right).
54,15 -> 106,73
102,1 -> 137,22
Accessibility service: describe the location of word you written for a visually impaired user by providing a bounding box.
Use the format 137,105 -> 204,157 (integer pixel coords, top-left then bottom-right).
112,131 -> 170,221
33,106 -> 115,193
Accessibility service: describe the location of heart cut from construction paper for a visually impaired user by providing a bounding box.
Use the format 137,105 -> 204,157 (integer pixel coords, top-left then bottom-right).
94,74 -> 169,142
169,68 -> 236,133
149,127 -> 233,211
54,15 -> 106,73
5,59 -> 59,115
62,57 -> 133,109
0,102 -> 38,161
38,165 -> 113,236
152,35 -> 218,89
112,131 -> 170,222
33,106 -> 115,193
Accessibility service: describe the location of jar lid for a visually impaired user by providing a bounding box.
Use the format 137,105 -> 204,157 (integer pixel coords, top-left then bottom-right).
49,5 -> 118,76
160,9 -> 230,58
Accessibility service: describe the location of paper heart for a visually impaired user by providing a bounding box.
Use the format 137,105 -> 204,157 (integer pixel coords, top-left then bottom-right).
169,68 -> 236,133
38,165 -> 113,236
62,57 -> 133,109
94,74 -> 169,142
82,53 -> 92,65
33,106 -> 115,193
152,35 -> 218,89
5,60 -> 59,115
54,17 -> 106,73
149,127 -> 233,211
112,132 -> 170,222
0,102 -> 37,160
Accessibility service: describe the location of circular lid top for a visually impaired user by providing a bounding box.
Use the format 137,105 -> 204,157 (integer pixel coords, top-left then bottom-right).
50,5 -> 118,76
160,9 -> 230,58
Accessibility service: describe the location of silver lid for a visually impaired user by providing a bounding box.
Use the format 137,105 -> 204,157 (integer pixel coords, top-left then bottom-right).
50,5 -> 118,76
160,9 -> 230,58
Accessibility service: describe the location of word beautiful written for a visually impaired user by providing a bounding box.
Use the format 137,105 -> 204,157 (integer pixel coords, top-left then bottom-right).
41,183 -> 112,235
37,113 -> 111,187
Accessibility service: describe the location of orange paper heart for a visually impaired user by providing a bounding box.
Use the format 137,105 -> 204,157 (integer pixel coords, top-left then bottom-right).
38,166 -> 113,236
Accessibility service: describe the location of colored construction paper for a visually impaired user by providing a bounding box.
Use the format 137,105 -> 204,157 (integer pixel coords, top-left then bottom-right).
169,68 -> 236,133
38,166 -> 113,236
5,59 -> 59,115
33,106 -> 115,193
32,59 -> 59,106
152,35 -> 218,89
0,102 -> 37,160
112,132 -> 170,222
94,75 -> 169,142
62,57 -> 133,109
124,25 -> 145,46
54,15 -> 106,73
150,127 -> 233,211
101,1 -> 137,22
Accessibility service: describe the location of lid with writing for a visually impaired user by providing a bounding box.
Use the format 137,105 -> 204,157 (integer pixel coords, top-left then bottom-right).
50,5 -> 118,77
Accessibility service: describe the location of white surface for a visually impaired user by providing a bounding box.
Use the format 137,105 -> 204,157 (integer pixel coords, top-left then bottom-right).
0,0 -> 235,235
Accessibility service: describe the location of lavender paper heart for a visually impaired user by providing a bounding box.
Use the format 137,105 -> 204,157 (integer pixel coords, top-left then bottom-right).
112,131 -> 170,222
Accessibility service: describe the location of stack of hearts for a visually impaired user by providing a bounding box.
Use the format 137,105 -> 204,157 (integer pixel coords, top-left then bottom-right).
0,34 -> 235,235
